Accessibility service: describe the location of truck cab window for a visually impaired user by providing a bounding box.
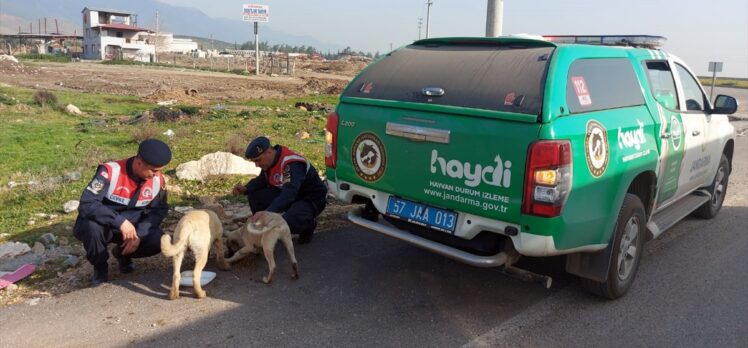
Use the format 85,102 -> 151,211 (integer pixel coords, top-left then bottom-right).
644,61 -> 678,110
675,64 -> 707,112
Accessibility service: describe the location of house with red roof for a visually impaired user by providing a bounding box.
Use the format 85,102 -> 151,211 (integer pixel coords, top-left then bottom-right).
81,7 -> 155,62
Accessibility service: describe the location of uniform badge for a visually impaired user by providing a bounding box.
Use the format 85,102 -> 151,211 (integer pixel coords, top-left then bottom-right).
282,166 -> 292,184
585,120 -> 609,178
273,173 -> 283,186
352,132 -> 386,182
142,187 -> 153,199
86,178 -> 104,194
99,171 -> 109,179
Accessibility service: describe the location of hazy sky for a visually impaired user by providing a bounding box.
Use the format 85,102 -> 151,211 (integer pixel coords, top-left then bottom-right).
156,0 -> 747,77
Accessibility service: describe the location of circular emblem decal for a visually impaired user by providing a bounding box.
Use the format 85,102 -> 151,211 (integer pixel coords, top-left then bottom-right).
142,187 -> 153,199
585,120 -> 609,178
352,132 -> 386,182
670,115 -> 682,151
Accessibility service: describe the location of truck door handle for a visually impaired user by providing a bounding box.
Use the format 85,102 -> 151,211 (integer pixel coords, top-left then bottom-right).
386,122 -> 451,144
692,130 -> 701,136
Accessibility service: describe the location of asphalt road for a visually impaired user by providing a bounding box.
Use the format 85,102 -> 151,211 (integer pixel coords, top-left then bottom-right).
1,96 -> 746,348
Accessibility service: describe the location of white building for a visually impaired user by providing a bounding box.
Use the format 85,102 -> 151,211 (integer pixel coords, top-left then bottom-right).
81,7 -> 155,62
139,32 -> 198,54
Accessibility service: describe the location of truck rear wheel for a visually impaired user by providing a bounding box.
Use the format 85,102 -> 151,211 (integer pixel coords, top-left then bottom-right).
693,154 -> 730,219
582,194 -> 645,299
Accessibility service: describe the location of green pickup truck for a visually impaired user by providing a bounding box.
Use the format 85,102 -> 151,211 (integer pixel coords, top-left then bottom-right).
324,35 -> 738,299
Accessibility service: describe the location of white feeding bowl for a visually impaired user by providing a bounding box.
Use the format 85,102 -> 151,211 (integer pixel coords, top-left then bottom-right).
179,270 -> 216,287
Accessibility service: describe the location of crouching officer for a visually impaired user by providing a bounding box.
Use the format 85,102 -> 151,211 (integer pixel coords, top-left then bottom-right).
74,139 -> 172,285
232,136 -> 327,244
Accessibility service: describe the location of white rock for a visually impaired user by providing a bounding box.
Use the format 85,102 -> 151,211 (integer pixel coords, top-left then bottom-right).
0,55 -> 19,63
162,129 -> 175,138
0,242 -> 31,259
175,152 -> 261,181
65,104 -> 82,115
63,200 -> 79,214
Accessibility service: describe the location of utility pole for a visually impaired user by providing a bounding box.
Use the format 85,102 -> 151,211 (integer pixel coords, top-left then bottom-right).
417,17 -> 423,40
486,0 -> 504,37
155,10 -> 160,63
425,0 -> 433,39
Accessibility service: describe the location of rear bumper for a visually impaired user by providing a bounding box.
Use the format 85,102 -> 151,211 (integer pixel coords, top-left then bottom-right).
348,207 -> 508,267
332,179 -> 607,259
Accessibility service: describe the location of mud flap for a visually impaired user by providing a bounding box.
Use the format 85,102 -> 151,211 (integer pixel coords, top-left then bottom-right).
565,240 -> 613,282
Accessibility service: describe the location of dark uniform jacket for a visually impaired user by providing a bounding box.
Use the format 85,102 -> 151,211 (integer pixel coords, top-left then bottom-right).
75,157 -> 168,237
245,145 -> 327,213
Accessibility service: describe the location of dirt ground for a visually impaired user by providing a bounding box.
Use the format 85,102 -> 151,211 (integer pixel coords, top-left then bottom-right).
0,57 -> 358,103
0,57 -> 366,305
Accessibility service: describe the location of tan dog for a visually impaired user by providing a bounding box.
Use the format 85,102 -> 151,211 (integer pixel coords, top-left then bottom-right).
224,211 -> 299,284
161,209 -> 230,300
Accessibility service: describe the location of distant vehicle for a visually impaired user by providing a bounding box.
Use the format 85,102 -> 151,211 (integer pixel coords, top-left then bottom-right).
324,35 -> 739,299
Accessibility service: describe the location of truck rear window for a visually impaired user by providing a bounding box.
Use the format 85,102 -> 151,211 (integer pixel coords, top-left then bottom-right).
342,43 -> 553,115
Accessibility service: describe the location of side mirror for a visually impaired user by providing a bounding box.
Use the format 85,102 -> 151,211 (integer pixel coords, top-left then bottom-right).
712,94 -> 738,115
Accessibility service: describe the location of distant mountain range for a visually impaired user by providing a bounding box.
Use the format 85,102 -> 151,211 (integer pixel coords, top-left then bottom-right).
0,0 -> 343,52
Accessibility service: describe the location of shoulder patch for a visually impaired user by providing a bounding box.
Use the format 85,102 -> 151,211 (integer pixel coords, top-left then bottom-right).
86,178 -> 104,194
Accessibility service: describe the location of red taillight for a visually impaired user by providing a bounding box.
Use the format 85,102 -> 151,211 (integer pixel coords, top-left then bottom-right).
324,112 -> 339,168
522,140 -> 572,217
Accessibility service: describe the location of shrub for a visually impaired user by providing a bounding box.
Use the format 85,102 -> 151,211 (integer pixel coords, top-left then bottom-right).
177,105 -> 200,116
0,94 -> 18,105
32,90 -> 58,107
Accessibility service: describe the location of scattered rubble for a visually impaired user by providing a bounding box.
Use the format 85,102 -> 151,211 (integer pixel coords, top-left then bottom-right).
141,87 -> 208,105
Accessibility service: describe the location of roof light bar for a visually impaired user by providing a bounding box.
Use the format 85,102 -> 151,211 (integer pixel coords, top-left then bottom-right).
543,35 -> 666,49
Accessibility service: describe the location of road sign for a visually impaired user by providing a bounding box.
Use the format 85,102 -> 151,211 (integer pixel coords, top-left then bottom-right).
242,4 -> 270,22
708,61 -> 723,73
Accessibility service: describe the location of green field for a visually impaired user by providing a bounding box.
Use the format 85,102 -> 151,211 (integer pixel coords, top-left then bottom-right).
0,86 -> 337,244
698,77 -> 748,89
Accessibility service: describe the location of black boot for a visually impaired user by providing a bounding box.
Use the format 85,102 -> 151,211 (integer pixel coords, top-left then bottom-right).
112,246 -> 135,274
91,263 -> 109,286
297,219 -> 317,245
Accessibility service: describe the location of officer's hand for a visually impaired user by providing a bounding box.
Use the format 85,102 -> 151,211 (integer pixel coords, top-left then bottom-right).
121,237 -> 140,255
232,184 -> 247,196
250,211 -> 264,223
120,220 -> 137,241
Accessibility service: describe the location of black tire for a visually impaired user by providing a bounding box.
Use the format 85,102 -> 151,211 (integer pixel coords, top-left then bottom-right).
692,154 -> 730,219
582,194 -> 645,299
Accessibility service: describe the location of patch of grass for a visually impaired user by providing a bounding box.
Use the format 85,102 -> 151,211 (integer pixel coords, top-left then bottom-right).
0,93 -> 18,105
100,60 -> 174,69
0,85 -> 331,240
16,53 -> 72,63
698,77 -> 748,89
177,105 -> 201,115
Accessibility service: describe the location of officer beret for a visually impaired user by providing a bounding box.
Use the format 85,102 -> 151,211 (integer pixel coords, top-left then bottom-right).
245,136 -> 271,159
137,138 -> 172,166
